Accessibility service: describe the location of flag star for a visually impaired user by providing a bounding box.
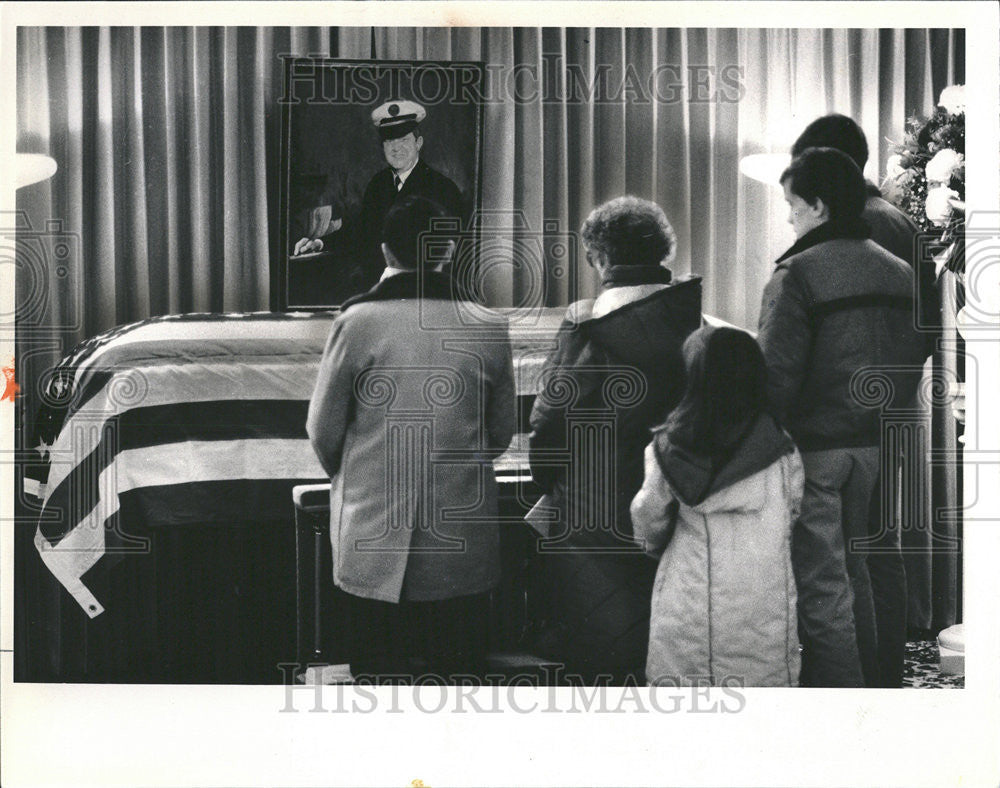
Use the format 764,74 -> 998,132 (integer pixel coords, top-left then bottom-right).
35,438 -> 52,459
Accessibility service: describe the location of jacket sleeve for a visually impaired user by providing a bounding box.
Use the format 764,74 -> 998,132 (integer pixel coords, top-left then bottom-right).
527,321 -> 602,491
485,330 -> 518,458
351,176 -> 387,290
435,172 -> 466,220
630,443 -> 677,557
757,265 -> 812,424
306,316 -> 356,478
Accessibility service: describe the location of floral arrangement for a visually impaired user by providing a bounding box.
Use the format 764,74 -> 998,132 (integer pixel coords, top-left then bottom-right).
882,84 -> 965,253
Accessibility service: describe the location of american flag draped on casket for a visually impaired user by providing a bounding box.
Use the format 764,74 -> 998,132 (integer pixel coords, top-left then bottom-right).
27,310 -> 551,619
28,312 -> 338,617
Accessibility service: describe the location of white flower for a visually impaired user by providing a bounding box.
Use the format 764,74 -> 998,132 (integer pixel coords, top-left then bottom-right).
925,149 -> 964,184
925,185 -> 959,227
885,153 -> 906,180
938,84 -> 965,116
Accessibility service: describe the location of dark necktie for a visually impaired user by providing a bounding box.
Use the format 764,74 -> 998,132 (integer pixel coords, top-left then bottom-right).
393,174 -> 402,192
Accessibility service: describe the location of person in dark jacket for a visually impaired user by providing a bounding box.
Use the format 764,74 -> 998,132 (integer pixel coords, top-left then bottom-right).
527,196 -> 702,683
294,100 -> 465,294
791,113 -> 936,331
758,147 -> 927,687
792,115 -> 935,687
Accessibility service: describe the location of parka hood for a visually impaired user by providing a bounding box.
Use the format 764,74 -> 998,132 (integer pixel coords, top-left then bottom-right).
653,412 -> 796,509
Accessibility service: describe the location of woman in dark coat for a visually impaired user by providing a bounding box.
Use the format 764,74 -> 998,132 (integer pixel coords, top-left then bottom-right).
527,196 -> 702,683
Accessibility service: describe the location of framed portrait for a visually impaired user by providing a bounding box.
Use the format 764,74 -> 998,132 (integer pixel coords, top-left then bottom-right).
275,58 -> 485,310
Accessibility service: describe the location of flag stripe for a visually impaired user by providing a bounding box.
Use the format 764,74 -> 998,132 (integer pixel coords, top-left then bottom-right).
111,477 -> 331,532
39,312 -> 336,435
40,438 -> 327,546
39,399 -> 311,541
43,362 -> 320,495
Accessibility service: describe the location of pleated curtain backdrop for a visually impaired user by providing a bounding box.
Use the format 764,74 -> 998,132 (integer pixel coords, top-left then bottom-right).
17,26 -> 964,340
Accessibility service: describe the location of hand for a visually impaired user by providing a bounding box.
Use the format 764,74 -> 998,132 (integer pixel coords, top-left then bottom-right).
293,237 -> 324,256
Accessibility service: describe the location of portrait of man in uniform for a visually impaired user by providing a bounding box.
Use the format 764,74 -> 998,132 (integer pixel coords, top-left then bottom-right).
278,60 -> 484,309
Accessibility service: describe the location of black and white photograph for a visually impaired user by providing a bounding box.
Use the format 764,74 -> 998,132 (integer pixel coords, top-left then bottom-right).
2,3 -> 998,787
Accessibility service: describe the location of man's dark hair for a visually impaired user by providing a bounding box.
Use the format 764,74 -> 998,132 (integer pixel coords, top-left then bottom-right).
380,195 -> 451,270
780,147 -> 867,223
791,113 -> 869,170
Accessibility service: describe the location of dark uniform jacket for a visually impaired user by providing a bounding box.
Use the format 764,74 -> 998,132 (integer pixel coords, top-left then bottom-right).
757,220 -> 927,452
323,158 -> 464,291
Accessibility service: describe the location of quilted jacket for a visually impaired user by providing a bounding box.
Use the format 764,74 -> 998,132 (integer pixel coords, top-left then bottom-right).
631,413 -> 804,686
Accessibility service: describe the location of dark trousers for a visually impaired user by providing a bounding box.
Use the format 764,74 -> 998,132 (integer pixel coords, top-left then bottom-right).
866,466 -> 909,689
344,590 -> 490,683
794,447 -> 880,687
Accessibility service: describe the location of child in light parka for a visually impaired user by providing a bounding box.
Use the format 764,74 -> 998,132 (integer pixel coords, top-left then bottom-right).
631,325 -> 803,687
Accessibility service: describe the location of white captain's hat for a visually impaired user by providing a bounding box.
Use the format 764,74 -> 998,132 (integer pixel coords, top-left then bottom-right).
371,100 -> 426,140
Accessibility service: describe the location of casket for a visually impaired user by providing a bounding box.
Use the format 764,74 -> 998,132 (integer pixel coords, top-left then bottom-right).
18,309 -> 557,682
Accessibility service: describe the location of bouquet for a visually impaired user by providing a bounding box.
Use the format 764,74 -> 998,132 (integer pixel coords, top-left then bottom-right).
882,84 -> 965,272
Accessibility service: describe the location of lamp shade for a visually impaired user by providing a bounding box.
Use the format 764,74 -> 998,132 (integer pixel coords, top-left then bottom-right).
16,153 -> 57,189
739,153 -> 790,187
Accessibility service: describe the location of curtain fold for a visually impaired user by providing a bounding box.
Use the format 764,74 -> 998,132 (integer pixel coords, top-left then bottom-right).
17,25 -> 964,335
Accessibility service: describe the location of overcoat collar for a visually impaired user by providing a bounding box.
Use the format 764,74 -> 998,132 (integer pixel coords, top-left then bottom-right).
339,270 -> 458,312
